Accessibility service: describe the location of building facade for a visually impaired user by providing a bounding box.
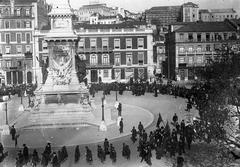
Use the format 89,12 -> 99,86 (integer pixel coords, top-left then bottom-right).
0,0 -> 49,85
89,13 -> 122,24
182,2 -> 199,22
199,8 -> 238,22
76,3 -> 117,23
35,21 -> 154,84
165,21 -> 238,81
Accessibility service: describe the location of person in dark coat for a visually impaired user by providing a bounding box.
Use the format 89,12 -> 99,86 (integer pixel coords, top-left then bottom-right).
119,118 -> 123,133
85,146 -> 92,164
31,149 -> 39,167
22,144 -> 29,164
61,146 -> 68,162
138,122 -> 144,137
142,130 -> 148,142
156,113 -> 163,128
177,155 -> 184,167
17,150 -> 24,167
0,143 -> 3,154
172,113 -> 178,124
131,126 -> 137,143
125,145 -> 131,160
122,143 -> 126,158
10,125 -> 16,141
74,145 -> 80,163
104,138 -> 110,155
110,145 -> 116,163
51,152 -> 60,167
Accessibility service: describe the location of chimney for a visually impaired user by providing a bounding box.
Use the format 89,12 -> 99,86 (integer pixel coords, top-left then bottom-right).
10,0 -> 15,15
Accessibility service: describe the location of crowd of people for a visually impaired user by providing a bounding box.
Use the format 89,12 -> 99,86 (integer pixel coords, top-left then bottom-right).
0,79 -> 206,166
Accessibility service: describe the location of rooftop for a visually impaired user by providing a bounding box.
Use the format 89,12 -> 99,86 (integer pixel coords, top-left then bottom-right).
147,5 -> 181,12
209,8 -> 236,13
182,2 -> 198,8
0,0 -> 37,4
199,9 -> 209,13
172,21 -> 236,32
74,21 -> 147,30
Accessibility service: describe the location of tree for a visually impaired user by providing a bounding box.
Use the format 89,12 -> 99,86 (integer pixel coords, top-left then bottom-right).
193,44 -> 240,157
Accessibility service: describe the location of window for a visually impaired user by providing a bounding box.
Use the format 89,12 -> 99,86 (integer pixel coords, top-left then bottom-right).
197,45 -> 202,52
78,39 -> 84,49
179,33 -> 184,41
90,38 -> 96,49
103,69 -> 109,78
138,52 -> 144,65
224,33 -> 227,40
114,39 -> 120,49
126,53 -> 132,66
5,46 -> 11,54
17,45 -> 22,53
6,61 -> 11,67
25,45 -> 31,52
17,21 -> 21,28
0,46 -> 2,54
138,68 -> 144,79
214,33 -> 219,41
188,46 -> 193,53
114,69 -> 121,80
17,8 -> 20,16
26,9 -> 30,16
26,33 -> 31,44
26,21 -> 31,28
188,57 -> 193,64
197,34 -> 201,42
197,56 -> 202,63
42,41 -> 48,50
17,61 -> 22,66
188,33 -> 193,41
102,54 -> 109,65
5,21 -> 10,29
137,38 -> 144,48
102,38 -> 108,50
90,54 -> 97,65
179,57 -> 185,64
5,33 -> 10,44
206,44 -> 211,51
206,33 -> 210,41
126,38 -> 132,49
114,53 -> 120,66
179,46 -> 184,53
17,33 -> 21,43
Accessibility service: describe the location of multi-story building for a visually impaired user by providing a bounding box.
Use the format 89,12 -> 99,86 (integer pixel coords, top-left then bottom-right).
89,13 -> 122,24
182,2 -> 199,22
0,0 -> 49,85
35,20 -> 154,84
145,5 -> 182,25
199,8 -> 238,22
145,2 -> 199,25
165,21 -> 238,81
76,3 -> 117,23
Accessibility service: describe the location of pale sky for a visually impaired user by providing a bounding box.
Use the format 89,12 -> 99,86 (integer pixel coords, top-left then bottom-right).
46,0 -> 240,14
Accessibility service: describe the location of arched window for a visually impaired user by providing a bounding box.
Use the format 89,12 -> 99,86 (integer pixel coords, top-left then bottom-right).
102,54 -> 109,65
90,54 -> 97,65
27,71 -> 32,84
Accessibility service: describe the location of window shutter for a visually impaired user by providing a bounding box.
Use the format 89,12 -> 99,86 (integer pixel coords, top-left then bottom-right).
121,68 -> 125,79
144,68 -> 148,80
144,52 -> 147,64
121,53 -> 126,65
134,68 -> 138,81
111,68 -> 115,79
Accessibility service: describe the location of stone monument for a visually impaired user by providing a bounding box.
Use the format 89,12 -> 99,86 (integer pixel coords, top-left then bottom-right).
27,1 -> 112,129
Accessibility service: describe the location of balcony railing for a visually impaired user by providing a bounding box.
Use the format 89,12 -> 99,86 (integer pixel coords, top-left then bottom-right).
78,47 -> 113,54
86,62 -> 113,68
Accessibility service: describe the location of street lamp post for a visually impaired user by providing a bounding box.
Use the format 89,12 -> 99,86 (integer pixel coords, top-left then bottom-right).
115,82 -> 118,101
5,101 -> 8,125
99,95 -> 107,131
101,97 -> 105,121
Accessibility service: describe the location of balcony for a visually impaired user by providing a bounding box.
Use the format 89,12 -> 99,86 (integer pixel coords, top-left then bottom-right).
78,47 -> 113,54
86,62 -> 113,69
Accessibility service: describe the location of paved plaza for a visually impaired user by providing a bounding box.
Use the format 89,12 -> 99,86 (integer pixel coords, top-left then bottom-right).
0,91 -> 198,167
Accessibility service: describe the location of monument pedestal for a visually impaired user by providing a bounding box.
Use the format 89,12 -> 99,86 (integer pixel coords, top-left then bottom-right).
99,121 -> 107,131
